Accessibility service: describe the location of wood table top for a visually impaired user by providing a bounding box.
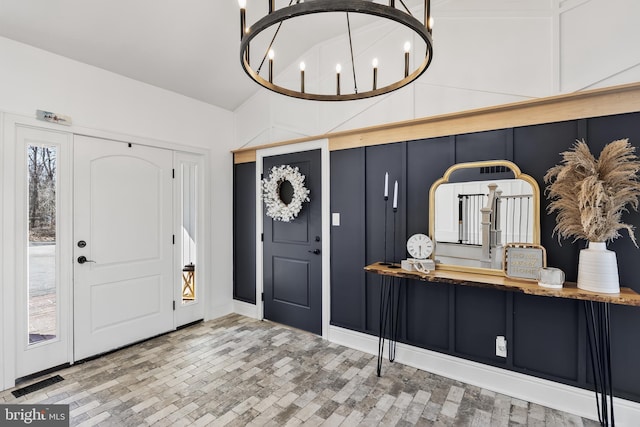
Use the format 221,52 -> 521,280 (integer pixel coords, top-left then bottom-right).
364,262 -> 640,306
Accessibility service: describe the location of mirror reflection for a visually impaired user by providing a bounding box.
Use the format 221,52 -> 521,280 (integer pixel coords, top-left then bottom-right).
429,161 -> 540,275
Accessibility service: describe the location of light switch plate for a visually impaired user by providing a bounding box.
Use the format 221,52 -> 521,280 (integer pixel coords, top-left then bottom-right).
332,213 -> 340,226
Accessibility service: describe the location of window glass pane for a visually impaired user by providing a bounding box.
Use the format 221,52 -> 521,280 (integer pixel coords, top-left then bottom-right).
181,163 -> 197,303
27,145 -> 58,344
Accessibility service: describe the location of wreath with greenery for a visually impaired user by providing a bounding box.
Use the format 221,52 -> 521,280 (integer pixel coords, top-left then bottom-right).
262,165 -> 310,222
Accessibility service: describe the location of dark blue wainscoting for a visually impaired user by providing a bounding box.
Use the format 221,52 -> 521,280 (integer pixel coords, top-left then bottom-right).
233,111 -> 640,403
233,161 -> 256,304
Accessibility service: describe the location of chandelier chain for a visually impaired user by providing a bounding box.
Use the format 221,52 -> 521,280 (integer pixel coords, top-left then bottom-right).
398,0 -> 413,17
257,0 -> 295,75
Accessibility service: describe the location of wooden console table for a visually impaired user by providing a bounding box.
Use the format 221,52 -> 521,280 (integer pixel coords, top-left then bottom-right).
365,262 -> 640,427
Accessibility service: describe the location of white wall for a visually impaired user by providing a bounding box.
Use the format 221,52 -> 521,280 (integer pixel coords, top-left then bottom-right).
233,0 -> 640,147
0,36 -> 236,325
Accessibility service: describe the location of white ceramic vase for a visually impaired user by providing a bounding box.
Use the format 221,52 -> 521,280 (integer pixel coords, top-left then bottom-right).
577,241 -> 620,294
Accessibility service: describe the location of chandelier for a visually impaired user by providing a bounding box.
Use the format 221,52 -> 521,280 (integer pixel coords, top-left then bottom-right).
238,0 -> 433,101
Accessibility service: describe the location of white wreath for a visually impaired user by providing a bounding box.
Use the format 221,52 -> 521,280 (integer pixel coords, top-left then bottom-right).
262,165 -> 311,222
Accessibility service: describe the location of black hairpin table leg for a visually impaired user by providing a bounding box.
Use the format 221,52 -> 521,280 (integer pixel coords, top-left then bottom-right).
584,301 -> 614,427
377,275 -> 401,376
388,277 -> 401,362
377,275 -> 390,376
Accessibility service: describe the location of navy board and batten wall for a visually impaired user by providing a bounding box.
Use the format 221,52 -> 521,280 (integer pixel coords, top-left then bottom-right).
233,161 -> 256,304
232,111 -> 640,403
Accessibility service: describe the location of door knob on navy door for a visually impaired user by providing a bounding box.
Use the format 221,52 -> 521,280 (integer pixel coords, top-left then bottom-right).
308,249 -> 321,255
77,256 -> 96,264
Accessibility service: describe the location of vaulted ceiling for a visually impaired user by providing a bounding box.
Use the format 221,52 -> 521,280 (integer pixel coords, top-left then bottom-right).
0,0 -> 257,110
0,0 -> 550,111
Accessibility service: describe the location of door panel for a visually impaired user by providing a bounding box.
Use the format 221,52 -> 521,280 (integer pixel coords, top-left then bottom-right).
91,157 -> 162,264
273,257 -> 310,307
263,150 -> 322,334
273,214 -> 309,243
74,135 -> 174,360
90,275 -> 162,331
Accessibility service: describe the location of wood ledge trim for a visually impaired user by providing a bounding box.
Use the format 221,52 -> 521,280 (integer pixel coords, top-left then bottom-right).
233,82 -> 640,164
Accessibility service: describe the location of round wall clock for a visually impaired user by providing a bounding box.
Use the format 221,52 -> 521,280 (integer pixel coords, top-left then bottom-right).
406,233 -> 433,259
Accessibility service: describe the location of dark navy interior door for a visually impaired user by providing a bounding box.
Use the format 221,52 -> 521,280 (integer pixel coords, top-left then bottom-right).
263,149 -> 322,335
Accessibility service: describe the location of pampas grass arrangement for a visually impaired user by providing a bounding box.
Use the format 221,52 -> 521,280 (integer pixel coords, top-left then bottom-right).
544,138 -> 640,246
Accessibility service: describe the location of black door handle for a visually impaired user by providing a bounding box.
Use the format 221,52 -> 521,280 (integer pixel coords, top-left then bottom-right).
308,249 -> 321,255
77,256 -> 96,264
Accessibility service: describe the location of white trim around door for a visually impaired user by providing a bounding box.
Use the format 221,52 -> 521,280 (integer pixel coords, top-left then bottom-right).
0,111 -> 213,391
255,139 -> 331,338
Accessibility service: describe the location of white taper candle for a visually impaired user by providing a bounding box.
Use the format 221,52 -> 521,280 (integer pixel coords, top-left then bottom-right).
384,172 -> 389,198
393,180 -> 398,209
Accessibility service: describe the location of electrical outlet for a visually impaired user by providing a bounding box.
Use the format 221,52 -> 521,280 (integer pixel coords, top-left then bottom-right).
496,336 -> 507,358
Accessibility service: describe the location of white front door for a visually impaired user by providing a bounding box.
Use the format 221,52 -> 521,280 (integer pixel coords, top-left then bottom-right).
73,135 -> 174,360
15,126 -> 72,378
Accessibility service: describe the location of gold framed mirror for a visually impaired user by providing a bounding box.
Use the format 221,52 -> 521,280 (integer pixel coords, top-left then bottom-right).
428,160 -> 540,276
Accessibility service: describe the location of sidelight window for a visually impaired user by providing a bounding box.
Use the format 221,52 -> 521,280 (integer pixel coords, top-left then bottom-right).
180,162 -> 198,303
27,144 -> 58,344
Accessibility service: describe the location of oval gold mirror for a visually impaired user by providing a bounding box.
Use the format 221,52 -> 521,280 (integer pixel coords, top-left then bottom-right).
429,160 -> 540,276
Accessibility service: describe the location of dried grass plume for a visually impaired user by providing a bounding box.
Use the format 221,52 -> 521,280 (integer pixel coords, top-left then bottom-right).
544,138 -> 640,246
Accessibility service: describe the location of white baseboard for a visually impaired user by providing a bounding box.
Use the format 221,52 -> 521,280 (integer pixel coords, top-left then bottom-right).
233,300 -> 259,319
328,325 -> 640,426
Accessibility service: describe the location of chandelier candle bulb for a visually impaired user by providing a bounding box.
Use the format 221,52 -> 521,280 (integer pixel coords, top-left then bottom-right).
404,41 -> 411,77
300,61 -> 306,93
268,49 -> 274,83
372,58 -> 379,90
336,63 -> 341,95
393,180 -> 398,209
